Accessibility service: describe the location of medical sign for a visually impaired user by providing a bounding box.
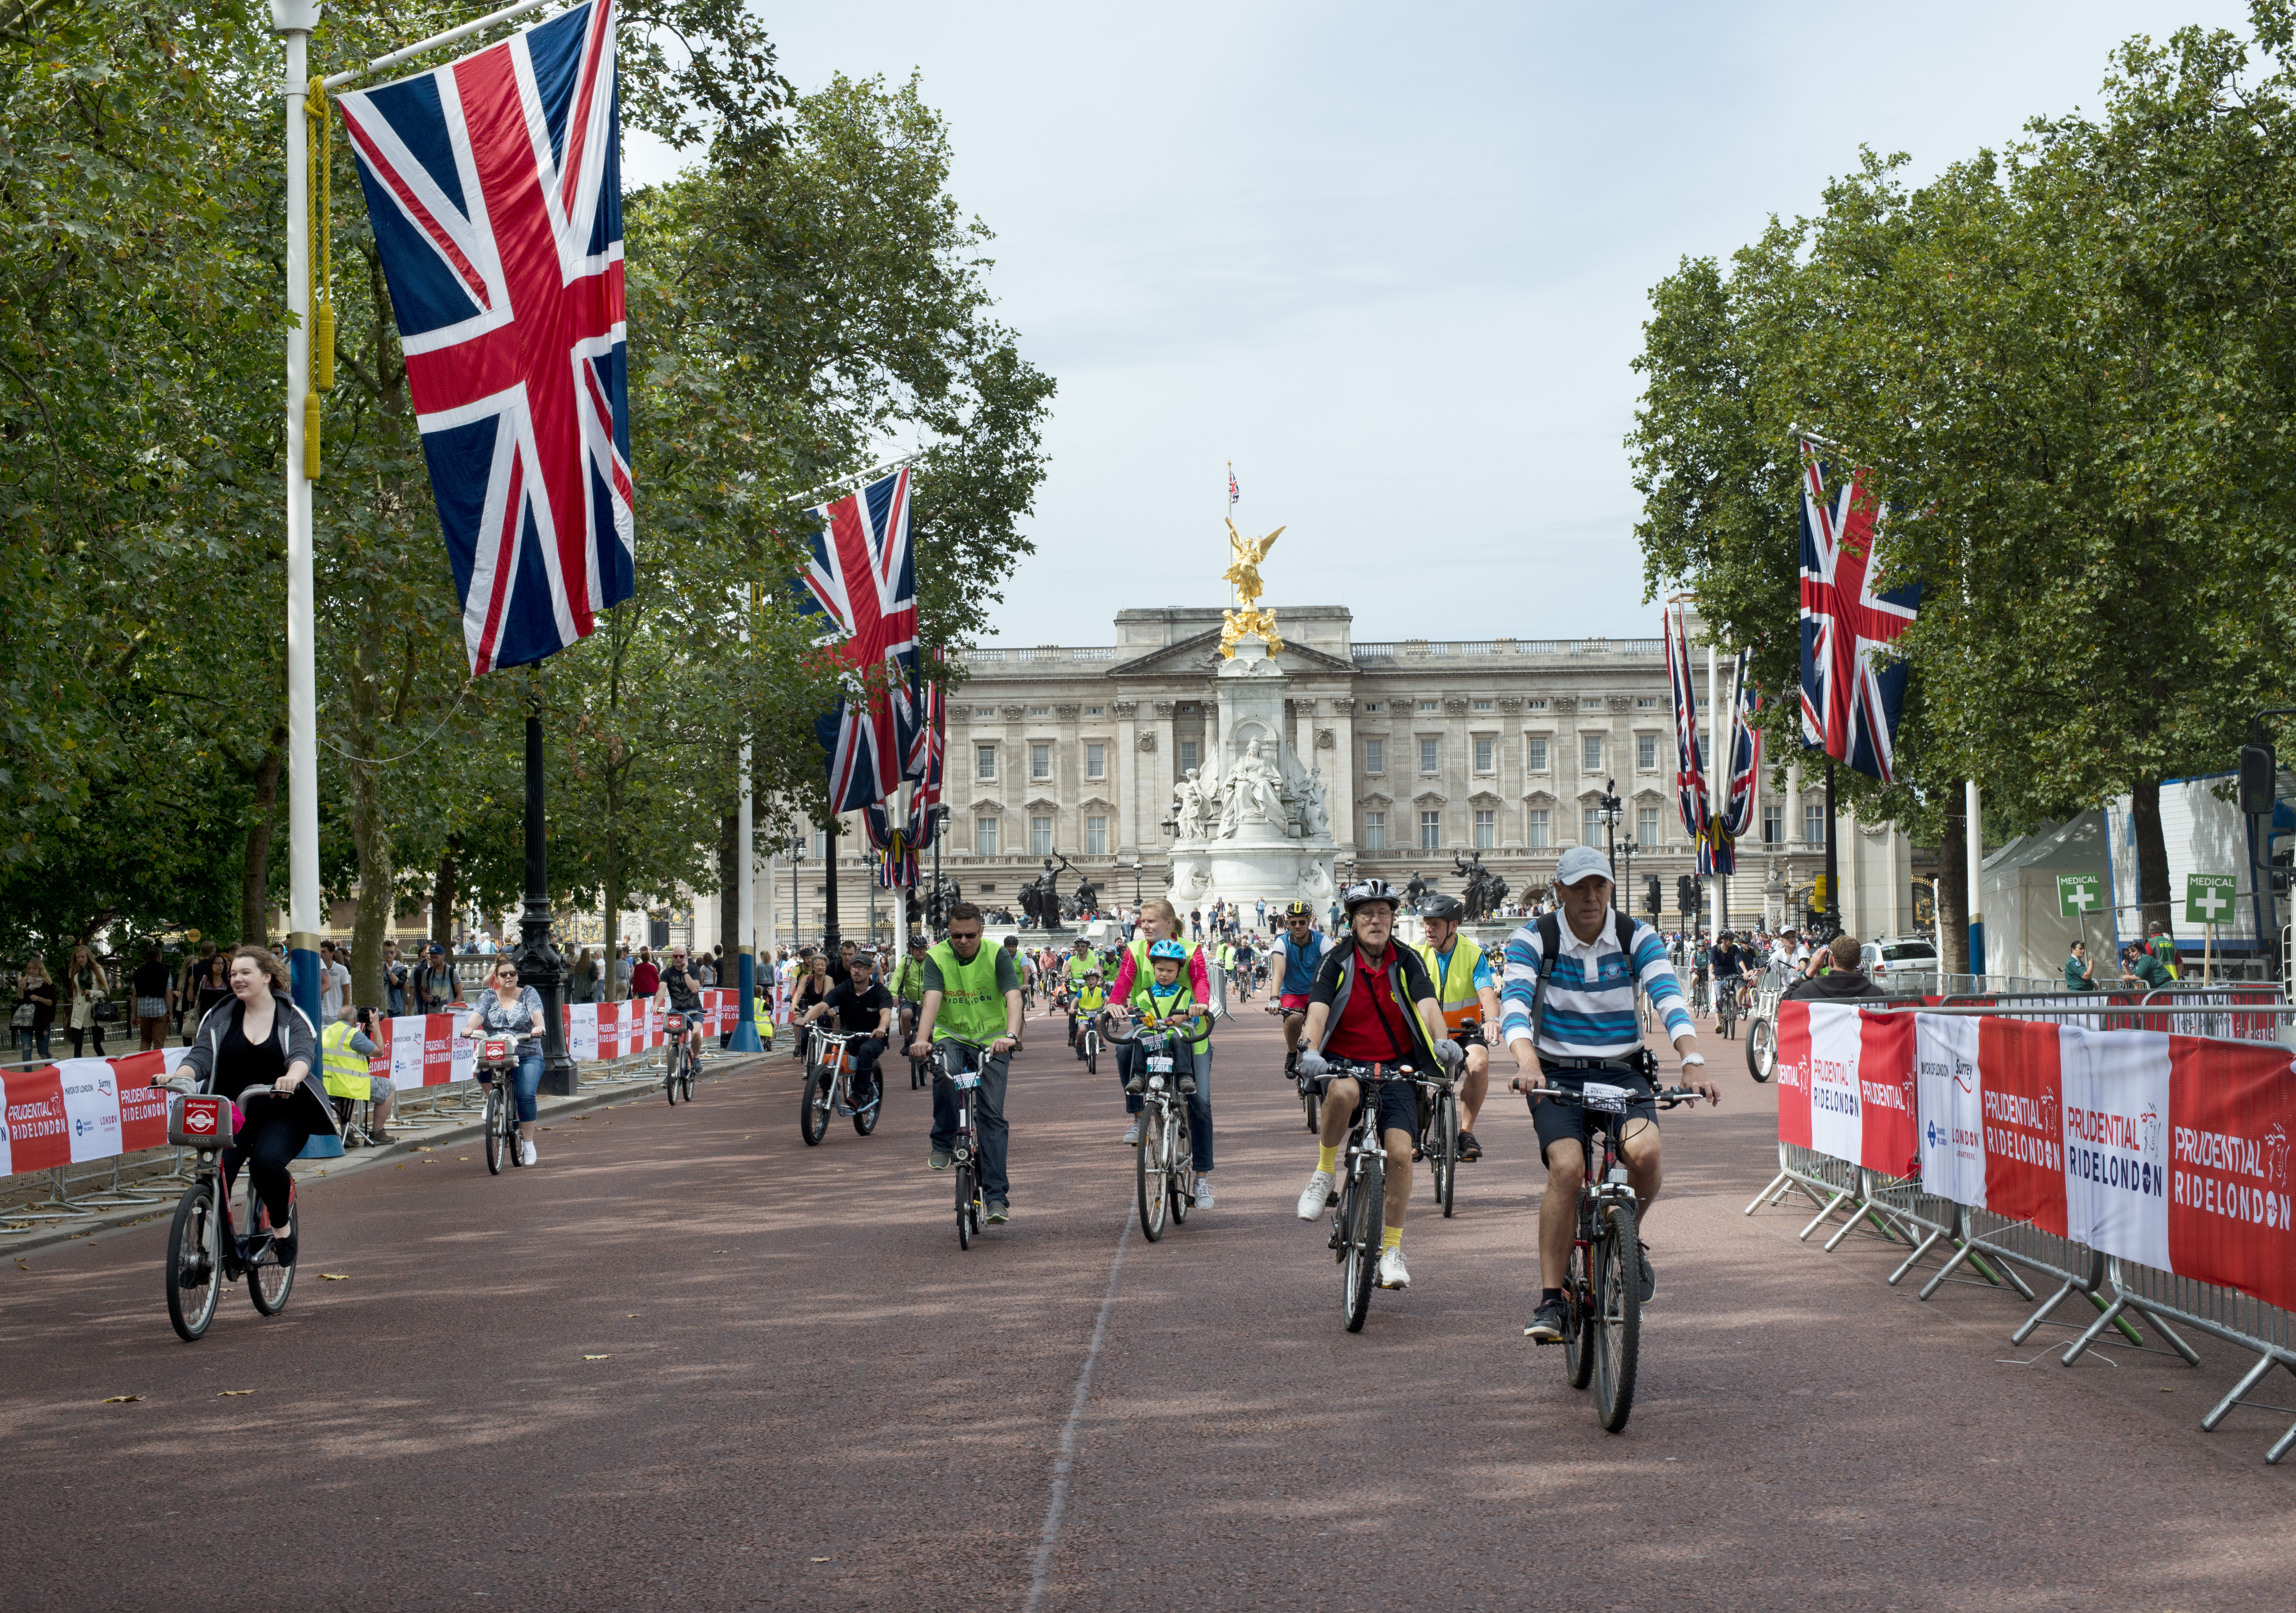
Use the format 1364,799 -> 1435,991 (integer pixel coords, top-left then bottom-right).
2185,873 -> 2237,927
2056,873 -> 2104,918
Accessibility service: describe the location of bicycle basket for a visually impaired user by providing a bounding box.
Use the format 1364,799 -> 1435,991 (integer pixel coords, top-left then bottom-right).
169,1093 -> 235,1149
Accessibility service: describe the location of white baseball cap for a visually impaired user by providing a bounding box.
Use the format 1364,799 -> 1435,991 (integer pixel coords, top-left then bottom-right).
1554,846 -> 1615,886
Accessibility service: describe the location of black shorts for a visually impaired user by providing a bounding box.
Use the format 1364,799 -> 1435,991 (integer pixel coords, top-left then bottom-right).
1324,1071 -> 1420,1140
1530,1067 -> 1659,1165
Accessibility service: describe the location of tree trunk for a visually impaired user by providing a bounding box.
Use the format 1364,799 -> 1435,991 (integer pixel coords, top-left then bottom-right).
240,728 -> 285,945
431,847 -> 459,950
345,609 -> 393,1014
2131,775 -> 2173,941
603,768 -> 626,1001
718,808 -> 740,975
1937,792 -> 1968,975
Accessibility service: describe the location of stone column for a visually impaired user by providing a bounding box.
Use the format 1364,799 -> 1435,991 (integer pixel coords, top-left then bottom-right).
1498,697 -> 1523,844
1330,698 -> 1355,847
1115,700 -> 1139,852
1154,702 -> 1177,848
1056,704 -> 1082,852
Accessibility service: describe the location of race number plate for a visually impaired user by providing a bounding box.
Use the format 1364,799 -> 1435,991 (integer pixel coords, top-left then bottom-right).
1580,1081 -> 1632,1113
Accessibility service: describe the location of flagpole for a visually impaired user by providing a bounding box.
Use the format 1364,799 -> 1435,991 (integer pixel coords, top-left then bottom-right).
1706,636 -> 1721,938
273,0 -> 324,1026
1965,779 -> 1985,983
732,583 -> 762,1053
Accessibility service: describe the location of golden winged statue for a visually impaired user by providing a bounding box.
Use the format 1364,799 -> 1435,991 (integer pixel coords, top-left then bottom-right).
1220,517 -> 1286,658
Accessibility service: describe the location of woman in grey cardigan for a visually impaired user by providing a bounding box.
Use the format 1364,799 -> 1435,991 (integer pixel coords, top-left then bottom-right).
179,946 -> 331,1263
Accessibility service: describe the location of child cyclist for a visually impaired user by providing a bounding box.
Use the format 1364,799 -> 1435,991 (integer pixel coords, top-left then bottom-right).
1070,967 -> 1109,1057
1109,939 -> 1216,1208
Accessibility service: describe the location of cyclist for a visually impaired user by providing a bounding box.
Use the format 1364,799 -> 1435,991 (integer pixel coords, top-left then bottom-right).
1293,879 -> 1459,1292
791,952 -> 834,1061
1709,930 -> 1748,1031
1069,967 -> 1109,1058
464,958 -> 548,1165
1501,846 -> 1716,1344
911,903 -> 1025,1222
1273,900 -> 1333,1074
1111,938 -> 1217,1206
892,934 -> 932,1051
1110,897 -> 1214,1146
655,945 -> 707,1071
1003,935 -> 1032,1016
178,945 -> 329,1265
1230,934 -> 1256,1003
801,948 -> 893,1110
1414,892 -> 1499,1163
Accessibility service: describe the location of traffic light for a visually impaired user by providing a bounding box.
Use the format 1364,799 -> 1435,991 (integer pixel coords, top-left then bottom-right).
905,889 -> 923,927
2240,734 -> 2278,816
1676,874 -> 1695,917
1644,875 -> 1662,917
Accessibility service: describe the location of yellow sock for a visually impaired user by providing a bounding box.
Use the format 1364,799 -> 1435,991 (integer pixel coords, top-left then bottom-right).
1381,1226 -> 1403,1251
1317,1144 -> 1337,1174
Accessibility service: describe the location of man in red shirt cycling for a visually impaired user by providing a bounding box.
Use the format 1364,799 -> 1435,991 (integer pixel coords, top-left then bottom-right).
1292,879 -> 1460,1292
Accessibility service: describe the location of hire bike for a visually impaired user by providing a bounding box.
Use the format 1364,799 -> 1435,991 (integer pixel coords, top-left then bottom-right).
1514,1063 -> 1705,1432
1714,971 -> 1739,1040
662,1010 -> 699,1105
1268,1003 -> 1320,1132
930,1035 -> 995,1248
155,1085 -> 298,1341
799,1027 -> 882,1145
472,1035 -> 526,1174
1317,1050 -> 1458,1333
1100,1015 -> 1197,1243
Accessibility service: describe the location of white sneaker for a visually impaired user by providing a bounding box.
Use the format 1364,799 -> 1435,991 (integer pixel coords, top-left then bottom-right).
1376,1245 -> 1411,1290
519,1140 -> 537,1167
1296,1169 -> 1334,1221
1122,1120 -> 1141,1146
1193,1180 -> 1215,1209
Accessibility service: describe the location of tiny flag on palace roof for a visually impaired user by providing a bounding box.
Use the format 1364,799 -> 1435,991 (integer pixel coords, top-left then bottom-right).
1799,440 -> 1918,783
337,0 -> 632,675
1228,465 -> 1240,506
796,467 -> 919,814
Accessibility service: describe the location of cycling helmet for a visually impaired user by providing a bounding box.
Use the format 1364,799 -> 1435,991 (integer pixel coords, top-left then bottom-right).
1419,892 -> 1466,922
1342,878 -> 1401,916
1147,939 -> 1189,962
1284,900 -> 1314,920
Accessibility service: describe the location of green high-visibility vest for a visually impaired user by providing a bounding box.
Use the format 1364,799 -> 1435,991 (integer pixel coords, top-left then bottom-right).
928,940 -> 1008,1045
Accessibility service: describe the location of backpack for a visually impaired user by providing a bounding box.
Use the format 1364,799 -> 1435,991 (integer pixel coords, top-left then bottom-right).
1528,910 -> 1643,1053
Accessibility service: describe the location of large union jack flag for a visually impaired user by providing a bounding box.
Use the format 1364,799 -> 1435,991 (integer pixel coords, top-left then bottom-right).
337,0 -> 632,675
1665,602 -> 1711,861
906,670 -> 947,854
1799,442 -> 1918,783
797,468 -> 919,814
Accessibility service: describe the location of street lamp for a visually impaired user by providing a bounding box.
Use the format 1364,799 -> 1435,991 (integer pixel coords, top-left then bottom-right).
789,832 -> 804,954
1128,854 -> 1143,905
928,804 -> 952,934
1597,777 -> 1624,870
1617,834 -> 1639,919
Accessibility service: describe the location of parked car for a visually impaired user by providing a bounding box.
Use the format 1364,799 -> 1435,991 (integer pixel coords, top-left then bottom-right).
1862,936 -> 1939,980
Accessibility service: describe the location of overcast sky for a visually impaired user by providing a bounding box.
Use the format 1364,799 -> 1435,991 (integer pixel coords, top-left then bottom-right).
628,1 -> 2258,645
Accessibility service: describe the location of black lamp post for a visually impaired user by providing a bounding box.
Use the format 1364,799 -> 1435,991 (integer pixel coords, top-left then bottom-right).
928,804 -> 952,933
511,671 -> 577,1097
1617,833 -> 1639,921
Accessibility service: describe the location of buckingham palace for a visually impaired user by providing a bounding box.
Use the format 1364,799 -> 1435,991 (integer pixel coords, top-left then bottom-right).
761,605 -> 1856,941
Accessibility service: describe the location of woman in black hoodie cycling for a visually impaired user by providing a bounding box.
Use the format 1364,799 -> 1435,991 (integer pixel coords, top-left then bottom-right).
179,945 -> 329,1263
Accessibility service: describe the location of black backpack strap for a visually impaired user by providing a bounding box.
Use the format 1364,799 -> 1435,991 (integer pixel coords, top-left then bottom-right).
1529,912 -> 1562,1054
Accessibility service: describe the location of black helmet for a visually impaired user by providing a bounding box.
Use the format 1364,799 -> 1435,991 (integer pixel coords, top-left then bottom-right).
1342,878 -> 1401,916
1284,900 -> 1314,920
1419,892 -> 1466,922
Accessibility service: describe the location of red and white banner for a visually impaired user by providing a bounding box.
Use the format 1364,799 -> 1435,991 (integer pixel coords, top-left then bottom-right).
1915,1015 -> 2068,1236
1772,1001 -> 1917,1178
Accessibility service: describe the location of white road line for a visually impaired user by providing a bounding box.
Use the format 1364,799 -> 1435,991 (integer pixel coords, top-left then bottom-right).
1023,1213 -> 1133,1613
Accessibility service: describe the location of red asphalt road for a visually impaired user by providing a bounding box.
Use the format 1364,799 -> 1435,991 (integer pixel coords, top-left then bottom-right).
5,1002 -> 2296,1612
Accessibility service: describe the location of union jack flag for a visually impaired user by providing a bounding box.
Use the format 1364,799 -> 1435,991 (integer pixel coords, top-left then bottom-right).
796,467 -> 919,813
907,671 -> 947,854
1228,464 -> 1240,506
861,803 -> 918,889
337,0 -> 632,675
1709,653 -> 1763,876
1799,442 -> 1918,783
1665,602 -> 1711,862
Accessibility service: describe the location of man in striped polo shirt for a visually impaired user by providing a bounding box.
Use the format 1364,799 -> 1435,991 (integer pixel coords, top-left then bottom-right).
1500,846 -> 1718,1344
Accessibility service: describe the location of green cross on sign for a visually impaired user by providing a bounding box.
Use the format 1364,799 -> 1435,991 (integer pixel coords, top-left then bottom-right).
2056,873 -> 2103,918
2185,873 -> 2237,926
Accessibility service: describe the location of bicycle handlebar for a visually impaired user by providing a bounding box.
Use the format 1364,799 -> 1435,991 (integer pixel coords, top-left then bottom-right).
1509,1077 -> 1710,1110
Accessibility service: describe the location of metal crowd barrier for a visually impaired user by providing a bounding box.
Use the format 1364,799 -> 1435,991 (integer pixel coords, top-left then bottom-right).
1749,1000 -> 2296,1463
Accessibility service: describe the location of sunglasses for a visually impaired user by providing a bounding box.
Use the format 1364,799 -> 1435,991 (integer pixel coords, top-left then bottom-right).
948,928 -> 982,942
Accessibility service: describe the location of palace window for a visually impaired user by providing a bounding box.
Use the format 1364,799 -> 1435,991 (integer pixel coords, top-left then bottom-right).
1804,802 -> 1825,845
1472,698 -> 1493,712
1180,739 -> 1199,773
1582,735 -> 1602,771
1365,811 -> 1387,850
1029,706 -> 1051,717
1526,810 -> 1550,848
975,744 -> 996,781
1419,737 -> 1439,774
1420,810 -> 1442,849
1638,733 -> 1658,770
1474,737 -> 1494,773
1474,809 -> 1495,848
1526,738 -> 1548,772
1365,738 -> 1385,774
974,817 -> 998,856
1086,815 -> 1108,855
1582,806 -> 1603,844
1640,806 -> 1661,845
1086,742 -> 1106,779
1031,816 -> 1053,855
1362,702 -> 1382,713
1419,700 -> 1439,712
1083,705 -> 1103,717
1763,805 -> 1784,845
1031,742 -> 1052,780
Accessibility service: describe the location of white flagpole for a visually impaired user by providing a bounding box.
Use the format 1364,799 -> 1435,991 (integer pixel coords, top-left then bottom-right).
1705,637 -> 1720,939
275,0 -> 323,1024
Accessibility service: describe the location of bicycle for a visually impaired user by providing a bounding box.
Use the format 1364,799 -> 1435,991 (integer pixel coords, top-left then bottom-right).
1418,1027 -> 1479,1221
472,1035 -> 524,1174
1715,975 -> 1740,1040
1077,1010 -> 1102,1076
1101,1017 -> 1196,1243
662,1010 -> 699,1104
901,1004 -> 929,1088
1515,1070 -> 1705,1432
1265,1003 -> 1319,1132
1314,1056 -> 1423,1333
799,1028 -> 882,1145
155,1085 -> 298,1342
931,1036 -> 996,1248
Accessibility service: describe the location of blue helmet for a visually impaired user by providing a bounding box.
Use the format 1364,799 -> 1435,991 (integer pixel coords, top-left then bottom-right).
1147,939 -> 1188,962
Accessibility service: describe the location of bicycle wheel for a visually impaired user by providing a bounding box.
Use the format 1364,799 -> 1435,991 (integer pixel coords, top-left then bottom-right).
799,1063 -> 832,1145
664,1061 -> 678,1105
1302,1084 -> 1322,1133
1746,1016 -> 1776,1081
1085,1033 -> 1098,1077
1169,1113 -> 1193,1226
956,1160 -> 974,1250
1563,1221 -> 1595,1390
484,1084 -> 507,1175
1342,1156 -> 1383,1333
164,1181 -> 222,1342
1135,1105 -> 1167,1241
852,1067 -> 880,1136
504,1085 -> 524,1167
680,1045 -> 696,1101
1435,1091 -> 1458,1219
1592,1201 -> 1641,1432
248,1191 -> 296,1316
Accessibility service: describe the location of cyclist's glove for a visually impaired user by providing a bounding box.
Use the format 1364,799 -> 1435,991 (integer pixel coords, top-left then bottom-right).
1296,1048 -> 1328,1080
1436,1038 -> 1464,1074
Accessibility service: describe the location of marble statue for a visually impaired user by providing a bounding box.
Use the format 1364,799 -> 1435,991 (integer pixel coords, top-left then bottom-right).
1219,739 -> 1286,838
1299,766 -> 1330,840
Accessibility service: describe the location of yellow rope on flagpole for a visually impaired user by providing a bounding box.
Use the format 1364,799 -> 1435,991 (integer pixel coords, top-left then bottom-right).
304,75 -> 336,479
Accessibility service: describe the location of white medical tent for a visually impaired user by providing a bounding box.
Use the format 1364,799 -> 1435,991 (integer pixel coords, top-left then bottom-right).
1979,811 -> 2115,985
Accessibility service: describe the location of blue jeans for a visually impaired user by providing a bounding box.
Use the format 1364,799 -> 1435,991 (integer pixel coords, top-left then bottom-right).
1118,1042 -> 1214,1173
481,1051 -> 543,1122
929,1044 -> 1011,1203
15,1024 -> 51,1061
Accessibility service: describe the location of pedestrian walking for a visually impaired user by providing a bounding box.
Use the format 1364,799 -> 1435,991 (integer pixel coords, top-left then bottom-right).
383,940 -> 410,1016
65,943 -> 111,1058
572,947 -> 600,1004
130,941 -> 174,1052
13,953 -> 57,1062
418,943 -> 458,1014
193,943 -> 234,1028
317,940 -> 350,1019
